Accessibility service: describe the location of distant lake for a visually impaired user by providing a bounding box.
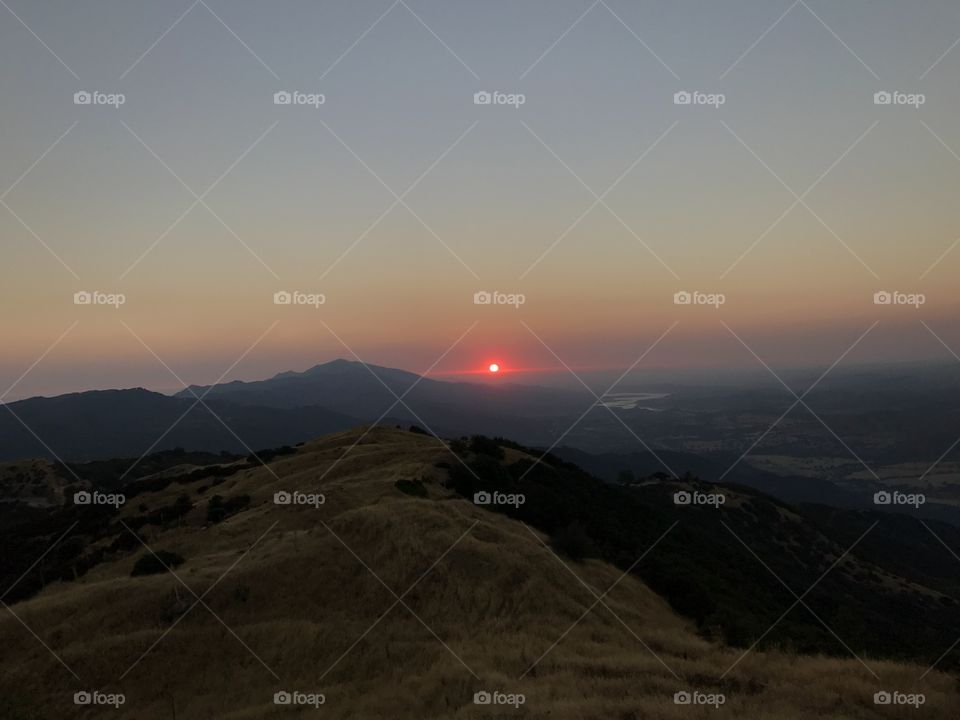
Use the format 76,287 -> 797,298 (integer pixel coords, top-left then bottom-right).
599,392 -> 669,410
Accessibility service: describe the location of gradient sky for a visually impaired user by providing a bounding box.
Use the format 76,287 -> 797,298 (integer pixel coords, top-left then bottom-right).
3,0 -> 960,399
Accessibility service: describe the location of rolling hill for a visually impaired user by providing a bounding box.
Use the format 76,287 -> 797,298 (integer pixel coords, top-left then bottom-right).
175,358 -> 592,439
0,427 -> 956,718
0,360 -> 593,462
0,388 -> 359,462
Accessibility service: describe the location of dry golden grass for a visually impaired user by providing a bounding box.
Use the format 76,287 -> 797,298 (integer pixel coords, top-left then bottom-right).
1,427 -> 956,719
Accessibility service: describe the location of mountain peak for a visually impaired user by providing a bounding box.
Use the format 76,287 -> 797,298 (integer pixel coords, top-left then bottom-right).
272,358 -> 419,380
303,358 -> 357,374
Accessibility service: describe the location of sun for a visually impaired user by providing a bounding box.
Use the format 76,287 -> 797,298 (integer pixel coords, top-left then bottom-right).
488,363 -> 500,373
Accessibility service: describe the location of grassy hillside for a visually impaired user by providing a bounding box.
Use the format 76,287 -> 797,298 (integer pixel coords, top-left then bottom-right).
0,428 -> 955,718
444,440 -> 960,666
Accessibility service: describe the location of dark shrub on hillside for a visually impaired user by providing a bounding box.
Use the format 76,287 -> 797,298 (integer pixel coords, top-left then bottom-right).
468,435 -> 505,459
488,437 -> 580,470
171,494 -> 193,516
123,494 -> 193,531
206,494 -> 250,524
0,684 -> 42,720
408,425 -> 431,436
551,521 -> 598,561
444,453 -> 513,499
395,479 -> 428,498
131,550 -> 184,577
249,446 -> 296,463
617,469 -> 636,485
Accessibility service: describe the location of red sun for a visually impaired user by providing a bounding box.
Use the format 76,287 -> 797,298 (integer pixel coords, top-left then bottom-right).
488,363 -> 501,373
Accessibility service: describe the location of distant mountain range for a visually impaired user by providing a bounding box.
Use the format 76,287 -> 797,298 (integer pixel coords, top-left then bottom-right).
0,360 -> 592,461
0,360 -> 593,463
176,358 -> 592,437
0,387 -> 358,462
4,359 -> 960,527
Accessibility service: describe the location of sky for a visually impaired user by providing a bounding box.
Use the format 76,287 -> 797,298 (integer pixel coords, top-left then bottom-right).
2,0 -> 960,399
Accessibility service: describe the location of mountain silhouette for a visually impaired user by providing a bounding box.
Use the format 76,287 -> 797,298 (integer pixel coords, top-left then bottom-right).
0,388 -> 358,462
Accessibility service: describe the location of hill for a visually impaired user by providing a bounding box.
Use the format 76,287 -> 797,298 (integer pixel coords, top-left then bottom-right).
0,388 -> 359,462
0,428 -> 955,718
554,445 -> 960,527
0,361 -> 593,462
175,358 -> 592,440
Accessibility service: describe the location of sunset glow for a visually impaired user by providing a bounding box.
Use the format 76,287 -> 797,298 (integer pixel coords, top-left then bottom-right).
3,4 -> 960,717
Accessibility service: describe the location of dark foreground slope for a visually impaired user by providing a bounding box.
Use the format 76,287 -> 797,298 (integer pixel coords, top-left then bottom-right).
446,438 -> 960,666
0,428 -> 956,719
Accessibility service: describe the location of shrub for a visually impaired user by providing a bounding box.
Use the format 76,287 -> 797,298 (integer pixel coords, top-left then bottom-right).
395,479 -> 428,498
206,494 -> 250,524
550,521 -> 597,561
131,550 -> 184,577
468,435 -> 505,459
249,446 -> 296,463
